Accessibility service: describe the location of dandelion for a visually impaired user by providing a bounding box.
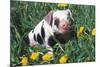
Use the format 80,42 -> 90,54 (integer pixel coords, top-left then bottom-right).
59,55 -> 69,64
30,52 -> 40,60
42,52 -> 53,61
79,26 -> 84,33
20,56 -> 28,66
77,26 -> 85,37
57,3 -> 68,10
92,28 -> 96,36
58,3 -> 67,7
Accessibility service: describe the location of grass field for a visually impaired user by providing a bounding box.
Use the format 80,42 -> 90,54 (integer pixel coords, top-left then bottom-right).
10,1 -> 95,66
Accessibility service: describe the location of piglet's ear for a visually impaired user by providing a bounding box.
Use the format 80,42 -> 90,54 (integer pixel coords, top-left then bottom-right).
66,9 -> 74,22
66,9 -> 72,16
44,10 -> 54,25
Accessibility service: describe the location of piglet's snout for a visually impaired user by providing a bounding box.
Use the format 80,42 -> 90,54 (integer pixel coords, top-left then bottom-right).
62,21 -> 70,30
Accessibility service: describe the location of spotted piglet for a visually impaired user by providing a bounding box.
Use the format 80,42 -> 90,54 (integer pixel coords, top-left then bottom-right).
27,9 -> 75,53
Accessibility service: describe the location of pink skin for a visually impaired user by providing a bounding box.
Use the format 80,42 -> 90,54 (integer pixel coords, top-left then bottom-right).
58,20 -> 70,33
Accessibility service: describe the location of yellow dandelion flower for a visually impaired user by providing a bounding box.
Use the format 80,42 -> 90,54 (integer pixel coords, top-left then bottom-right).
92,28 -> 96,36
79,26 -> 84,33
57,3 -> 68,10
59,55 -> 69,64
20,57 -> 28,66
30,52 -> 40,60
42,52 -> 53,61
58,3 -> 67,7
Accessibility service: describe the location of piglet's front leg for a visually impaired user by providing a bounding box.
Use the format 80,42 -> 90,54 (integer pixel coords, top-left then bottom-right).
44,37 -> 54,54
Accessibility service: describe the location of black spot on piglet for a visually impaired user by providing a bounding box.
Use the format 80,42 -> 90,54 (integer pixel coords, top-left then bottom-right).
54,18 -> 59,28
37,34 -> 43,44
41,26 -> 45,40
33,34 -> 37,41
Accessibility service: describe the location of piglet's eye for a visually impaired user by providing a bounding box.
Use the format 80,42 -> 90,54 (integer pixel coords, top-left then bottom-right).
54,18 -> 59,27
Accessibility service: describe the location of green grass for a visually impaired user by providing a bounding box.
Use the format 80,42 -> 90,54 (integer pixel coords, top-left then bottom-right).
10,1 -> 95,66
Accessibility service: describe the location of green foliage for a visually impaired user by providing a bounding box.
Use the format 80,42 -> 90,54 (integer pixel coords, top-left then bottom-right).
10,1 -> 95,66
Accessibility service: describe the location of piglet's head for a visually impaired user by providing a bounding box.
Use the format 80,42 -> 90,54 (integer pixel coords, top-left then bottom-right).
44,9 -> 74,34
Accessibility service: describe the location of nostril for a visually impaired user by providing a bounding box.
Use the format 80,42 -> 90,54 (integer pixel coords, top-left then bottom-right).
62,24 -> 67,29
63,24 -> 65,27
63,24 -> 70,29
63,24 -> 67,27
